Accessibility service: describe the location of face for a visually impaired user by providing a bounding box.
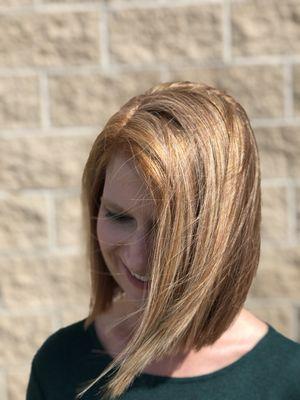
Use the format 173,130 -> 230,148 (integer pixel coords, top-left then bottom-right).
97,151 -> 156,303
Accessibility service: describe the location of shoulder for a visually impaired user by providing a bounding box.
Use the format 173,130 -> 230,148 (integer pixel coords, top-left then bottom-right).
27,319 -> 97,398
32,318 -> 89,371
268,325 -> 300,393
270,326 -> 300,357
242,310 -> 300,366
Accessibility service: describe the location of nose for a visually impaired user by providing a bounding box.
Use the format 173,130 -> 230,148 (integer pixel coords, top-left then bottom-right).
122,228 -> 152,271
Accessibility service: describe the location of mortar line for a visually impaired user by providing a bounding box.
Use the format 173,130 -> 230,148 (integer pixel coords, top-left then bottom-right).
1,58 -> 300,77
39,72 -> 51,129
99,0 -> 110,71
45,192 -> 57,251
283,62 -> 294,118
286,182 -> 298,246
222,0 -> 232,64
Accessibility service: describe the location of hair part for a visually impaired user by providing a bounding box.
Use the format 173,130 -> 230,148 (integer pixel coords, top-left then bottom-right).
75,81 -> 261,400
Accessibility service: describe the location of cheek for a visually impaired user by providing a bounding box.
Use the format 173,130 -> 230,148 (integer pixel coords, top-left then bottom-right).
97,217 -> 130,250
97,219 -> 115,250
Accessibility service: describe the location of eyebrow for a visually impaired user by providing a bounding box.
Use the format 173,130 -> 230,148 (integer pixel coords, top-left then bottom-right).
101,197 -> 129,214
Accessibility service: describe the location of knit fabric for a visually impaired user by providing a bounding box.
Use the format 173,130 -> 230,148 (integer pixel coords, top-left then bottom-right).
26,318 -> 300,399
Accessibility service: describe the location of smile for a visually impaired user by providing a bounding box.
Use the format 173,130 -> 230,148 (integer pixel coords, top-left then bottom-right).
122,263 -> 150,289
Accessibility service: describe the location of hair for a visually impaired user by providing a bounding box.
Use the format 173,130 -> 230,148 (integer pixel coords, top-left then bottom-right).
75,81 -> 261,400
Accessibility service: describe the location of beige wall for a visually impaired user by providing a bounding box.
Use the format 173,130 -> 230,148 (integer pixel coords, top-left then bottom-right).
0,0 -> 300,398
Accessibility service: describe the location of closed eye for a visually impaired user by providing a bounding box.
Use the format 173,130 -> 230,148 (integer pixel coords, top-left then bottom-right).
105,210 -> 133,223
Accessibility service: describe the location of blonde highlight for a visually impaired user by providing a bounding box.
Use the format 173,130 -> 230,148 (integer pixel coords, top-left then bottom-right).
75,81 -> 261,399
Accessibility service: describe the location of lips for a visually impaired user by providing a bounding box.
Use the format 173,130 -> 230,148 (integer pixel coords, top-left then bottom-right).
122,263 -> 150,289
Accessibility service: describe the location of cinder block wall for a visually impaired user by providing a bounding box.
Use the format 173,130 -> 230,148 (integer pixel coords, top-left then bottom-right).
0,0 -> 299,398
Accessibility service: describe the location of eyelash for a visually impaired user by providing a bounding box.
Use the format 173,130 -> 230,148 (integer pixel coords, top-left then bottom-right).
105,211 -> 133,223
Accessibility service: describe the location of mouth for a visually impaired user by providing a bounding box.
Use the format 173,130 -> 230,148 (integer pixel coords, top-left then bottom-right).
122,263 -> 150,290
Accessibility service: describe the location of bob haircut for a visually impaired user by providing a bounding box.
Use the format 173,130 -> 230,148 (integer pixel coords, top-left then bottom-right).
76,81 -> 261,400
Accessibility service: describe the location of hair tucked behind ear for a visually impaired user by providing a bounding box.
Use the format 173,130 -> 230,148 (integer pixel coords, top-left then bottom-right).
75,81 -> 261,399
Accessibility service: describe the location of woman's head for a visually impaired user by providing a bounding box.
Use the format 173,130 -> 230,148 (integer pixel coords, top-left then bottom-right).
77,81 -> 261,399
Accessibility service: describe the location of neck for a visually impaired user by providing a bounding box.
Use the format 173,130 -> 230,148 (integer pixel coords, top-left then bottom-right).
105,291 -> 145,342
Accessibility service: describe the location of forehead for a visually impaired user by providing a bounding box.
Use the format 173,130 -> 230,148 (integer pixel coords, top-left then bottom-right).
103,151 -> 155,212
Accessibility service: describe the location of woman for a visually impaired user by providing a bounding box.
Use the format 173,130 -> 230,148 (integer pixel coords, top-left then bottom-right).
26,81 -> 300,400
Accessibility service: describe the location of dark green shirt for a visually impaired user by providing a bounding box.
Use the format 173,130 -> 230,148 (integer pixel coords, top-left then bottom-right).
26,318 -> 300,399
